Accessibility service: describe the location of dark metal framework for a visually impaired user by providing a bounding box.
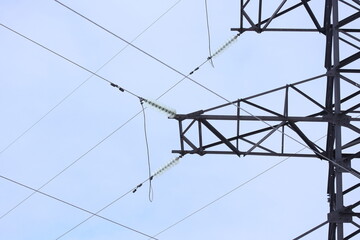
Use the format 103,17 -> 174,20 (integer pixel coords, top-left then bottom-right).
172,1 -> 360,239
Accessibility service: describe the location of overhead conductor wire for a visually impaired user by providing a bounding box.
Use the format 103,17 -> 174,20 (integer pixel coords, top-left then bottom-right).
54,173 -> 156,240
0,0 -> 183,220
0,174 -> 158,240
0,23 -> 156,221
55,156 -> 185,240
0,21 -> 212,229
53,59 -> 214,239
0,1 -> 212,238
53,152 -> 184,240
0,0 -> 183,155
53,59 -> 215,238
0,23 -> 140,99
51,1 -> 360,179
53,0 -> 240,100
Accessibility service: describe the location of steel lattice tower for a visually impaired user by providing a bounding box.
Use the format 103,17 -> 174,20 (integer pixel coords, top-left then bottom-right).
172,1 -> 360,239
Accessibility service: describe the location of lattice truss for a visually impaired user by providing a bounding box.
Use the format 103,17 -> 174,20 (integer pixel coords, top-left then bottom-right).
173,1 -> 360,240
172,78 -> 360,159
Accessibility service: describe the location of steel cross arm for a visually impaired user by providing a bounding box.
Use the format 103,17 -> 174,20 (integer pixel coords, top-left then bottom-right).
171,151 -> 320,158
173,116 -> 342,158
173,102 -> 360,158
175,114 -> 360,123
173,118 -> 319,157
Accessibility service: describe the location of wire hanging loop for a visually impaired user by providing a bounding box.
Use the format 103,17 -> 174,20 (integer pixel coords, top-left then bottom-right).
204,0 -> 215,67
140,99 -> 154,202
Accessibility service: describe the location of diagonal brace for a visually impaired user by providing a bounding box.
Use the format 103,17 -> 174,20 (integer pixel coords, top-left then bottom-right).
201,119 -> 242,157
245,121 -> 285,156
287,121 -> 324,158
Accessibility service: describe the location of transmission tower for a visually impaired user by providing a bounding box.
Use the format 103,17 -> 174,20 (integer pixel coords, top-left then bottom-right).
172,1 -> 360,239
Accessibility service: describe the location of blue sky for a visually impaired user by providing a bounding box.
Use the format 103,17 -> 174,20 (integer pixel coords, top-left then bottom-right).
0,1 -> 359,240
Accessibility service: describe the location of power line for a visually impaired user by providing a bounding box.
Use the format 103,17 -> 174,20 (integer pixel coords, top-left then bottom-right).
0,46 -> 213,224
0,80 -> 87,155
0,110 -> 140,220
54,0 -> 191,78
0,20 -> 218,108
53,0 -> 225,94
0,21 -> 212,221
50,55 -> 217,237
55,174 -> 154,240
0,71 -> 186,223
0,173 -> 158,240
51,71 -> 216,239
0,52 -> 211,222
0,23 -> 140,99
2,5 -> 236,117
55,152 -> 184,240
0,0 -> 183,155
50,55 -> 224,238
0,1 -> 184,220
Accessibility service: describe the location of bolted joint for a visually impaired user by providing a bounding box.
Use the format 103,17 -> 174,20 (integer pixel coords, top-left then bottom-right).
326,68 -> 340,77
198,147 -> 205,156
322,113 -> 351,126
327,209 -> 353,223
335,114 -> 351,126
